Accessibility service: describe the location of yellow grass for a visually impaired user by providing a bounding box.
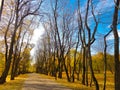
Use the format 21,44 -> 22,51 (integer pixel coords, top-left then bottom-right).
95,72 -> 114,90
0,74 -> 28,90
39,72 -> 114,90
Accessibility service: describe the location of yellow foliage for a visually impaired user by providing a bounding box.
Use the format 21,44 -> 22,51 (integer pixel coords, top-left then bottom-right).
0,53 -> 5,76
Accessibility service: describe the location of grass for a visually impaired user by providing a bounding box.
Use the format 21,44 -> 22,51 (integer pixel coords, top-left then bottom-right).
0,72 -> 113,90
55,78 -> 95,90
39,74 -> 94,90
0,74 -> 28,90
95,72 -> 114,90
39,72 -> 114,90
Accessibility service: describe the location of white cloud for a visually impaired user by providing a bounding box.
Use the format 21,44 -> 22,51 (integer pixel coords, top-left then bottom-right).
30,23 -> 45,56
31,24 -> 45,44
91,0 -> 114,13
97,0 -> 114,11
107,24 -> 112,28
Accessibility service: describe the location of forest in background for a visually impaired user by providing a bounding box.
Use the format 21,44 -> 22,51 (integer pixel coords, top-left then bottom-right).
34,0 -> 120,90
0,0 -> 43,83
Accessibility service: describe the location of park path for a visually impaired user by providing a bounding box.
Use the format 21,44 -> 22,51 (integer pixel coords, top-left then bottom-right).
22,73 -> 72,90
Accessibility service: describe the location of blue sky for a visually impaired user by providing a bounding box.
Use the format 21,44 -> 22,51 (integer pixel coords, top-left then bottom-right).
69,0 -> 120,54
31,0 -> 120,55
69,0 -> 118,32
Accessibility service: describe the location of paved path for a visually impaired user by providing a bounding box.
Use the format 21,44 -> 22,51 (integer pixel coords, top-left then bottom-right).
22,73 -> 72,90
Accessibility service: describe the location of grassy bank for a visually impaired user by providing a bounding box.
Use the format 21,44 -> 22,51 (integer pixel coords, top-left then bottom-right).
0,74 -> 28,90
39,72 -> 114,90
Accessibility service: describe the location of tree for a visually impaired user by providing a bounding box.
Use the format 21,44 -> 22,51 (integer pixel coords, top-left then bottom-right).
0,0 -> 43,84
48,0 -> 75,81
71,33 -> 80,82
0,0 -> 4,20
112,0 -> 120,89
77,0 -> 99,88
11,18 -> 35,80
77,0 -> 86,85
84,0 -> 99,89
103,30 -> 112,90
18,47 -> 32,74
35,0 -> 77,82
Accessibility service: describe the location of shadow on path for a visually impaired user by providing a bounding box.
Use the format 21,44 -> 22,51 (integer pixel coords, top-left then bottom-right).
22,73 -> 72,90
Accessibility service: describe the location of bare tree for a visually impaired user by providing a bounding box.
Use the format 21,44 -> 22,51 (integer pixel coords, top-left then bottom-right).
77,0 -> 86,85
50,0 -> 75,81
0,0 -> 43,84
11,17 -> 35,80
84,0 -> 99,89
35,0 -> 77,82
103,30 -> 112,90
112,0 -> 120,90
77,0 -> 99,89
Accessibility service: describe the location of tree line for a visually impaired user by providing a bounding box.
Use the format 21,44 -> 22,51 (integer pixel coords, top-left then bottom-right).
0,0 -> 43,84
34,0 -> 120,90
0,0 -> 120,90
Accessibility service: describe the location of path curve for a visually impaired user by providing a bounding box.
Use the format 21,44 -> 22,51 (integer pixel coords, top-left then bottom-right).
22,73 -> 72,90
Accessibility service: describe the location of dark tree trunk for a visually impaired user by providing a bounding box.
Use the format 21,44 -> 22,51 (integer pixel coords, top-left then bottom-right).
63,58 -> 70,82
14,59 -> 20,76
11,46 -> 18,80
103,30 -> 112,90
85,48 -> 88,86
82,47 -> 86,85
0,58 -> 11,83
112,0 -> 120,90
0,0 -> 4,20
76,59 -> 81,81
52,49 -> 57,78
71,34 -> 79,82
0,0 -> 19,84
11,59 -> 16,80
103,35 -> 107,90
0,25 -> 17,84
88,46 -> 99,90
58,59 -> 62,79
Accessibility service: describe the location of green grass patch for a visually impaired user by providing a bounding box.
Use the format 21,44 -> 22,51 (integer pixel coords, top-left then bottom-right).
0,74 -> 28,90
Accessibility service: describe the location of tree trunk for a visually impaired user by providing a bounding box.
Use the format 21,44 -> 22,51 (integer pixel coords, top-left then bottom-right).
103,30 -> 112,90
11,47 -> 18,80
13,58 -> 21,77
76,59 -> 81,81
112,0 -> 120,90
0,0 -> 19,84
82,47 -> 86,85
0,0 -> 4,20
0,28 -> 17,83
63,58 -> 70,82
0,59 -> 11,84
103,37 -> 107,90
88,46 -> 99,90
58,59 -> 62,79
11,59 -> 15,80
85,48 -> 88,86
